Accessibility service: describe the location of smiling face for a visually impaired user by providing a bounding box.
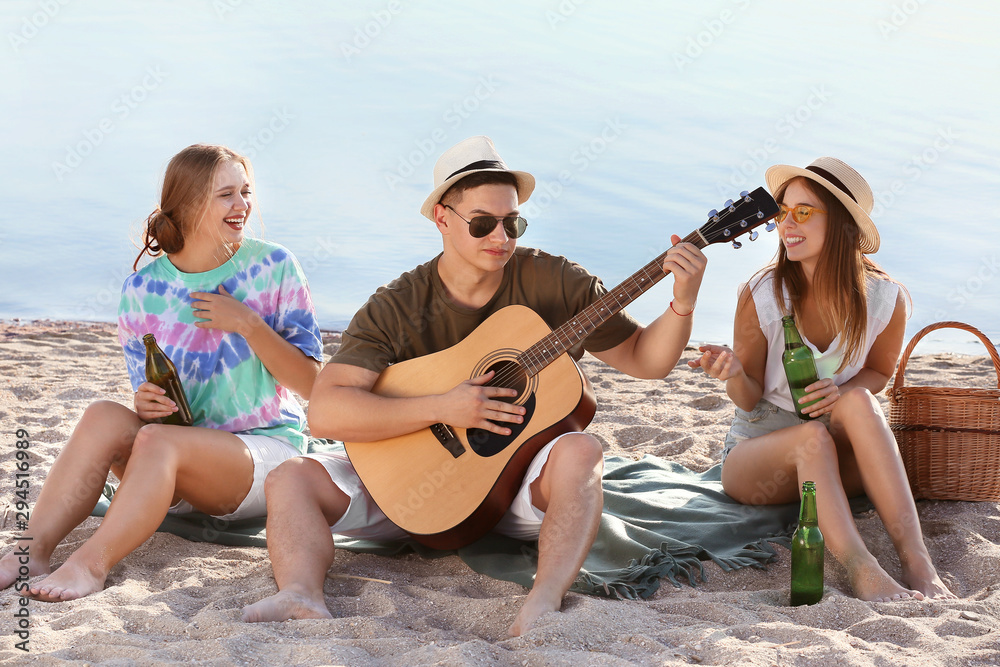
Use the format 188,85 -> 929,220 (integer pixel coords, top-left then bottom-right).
777,178 -> 828,272
190,160 -> 252,250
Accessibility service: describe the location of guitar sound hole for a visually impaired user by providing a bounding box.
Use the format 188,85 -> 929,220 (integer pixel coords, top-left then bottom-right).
484,359 -> 528,404
468,394 -> 535,457
468,359 -> 534,457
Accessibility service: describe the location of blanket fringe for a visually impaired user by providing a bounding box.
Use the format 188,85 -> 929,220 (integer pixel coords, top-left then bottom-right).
575,534 -> 792,600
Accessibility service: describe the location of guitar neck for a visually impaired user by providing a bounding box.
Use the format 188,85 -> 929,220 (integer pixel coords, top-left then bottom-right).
518,230 -> 705,376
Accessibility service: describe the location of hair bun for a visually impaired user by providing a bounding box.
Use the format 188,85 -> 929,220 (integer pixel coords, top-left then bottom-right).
152,209 -> 184,255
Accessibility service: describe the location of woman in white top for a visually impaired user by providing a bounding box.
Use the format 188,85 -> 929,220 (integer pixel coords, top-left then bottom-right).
690,157 -> 954,602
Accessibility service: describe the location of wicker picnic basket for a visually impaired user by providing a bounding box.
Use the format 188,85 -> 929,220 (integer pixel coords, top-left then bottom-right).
887,321 -> 1000,501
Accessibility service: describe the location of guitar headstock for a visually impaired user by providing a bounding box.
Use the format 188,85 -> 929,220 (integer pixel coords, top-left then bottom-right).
696,186 -> 780,249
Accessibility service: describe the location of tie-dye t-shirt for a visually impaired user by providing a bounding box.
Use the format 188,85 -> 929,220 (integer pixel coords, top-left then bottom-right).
117,238 -> 323,453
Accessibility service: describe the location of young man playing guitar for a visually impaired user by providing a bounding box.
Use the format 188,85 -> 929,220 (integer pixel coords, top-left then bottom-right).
242,135 -> 708,637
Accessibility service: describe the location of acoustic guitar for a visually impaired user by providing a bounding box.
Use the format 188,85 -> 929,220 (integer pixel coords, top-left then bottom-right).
344,186 -> 780,549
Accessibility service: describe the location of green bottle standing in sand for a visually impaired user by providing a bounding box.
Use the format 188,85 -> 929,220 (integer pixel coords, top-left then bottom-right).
781,315 -> 821,420
790,481 -> 824,606
143,333 -> 193,427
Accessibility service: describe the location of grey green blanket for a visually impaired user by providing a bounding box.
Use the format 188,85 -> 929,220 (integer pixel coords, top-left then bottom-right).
93,445 -> 801,600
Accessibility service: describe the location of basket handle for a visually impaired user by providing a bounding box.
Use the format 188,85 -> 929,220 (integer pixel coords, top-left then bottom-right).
891,321 -> 1000,395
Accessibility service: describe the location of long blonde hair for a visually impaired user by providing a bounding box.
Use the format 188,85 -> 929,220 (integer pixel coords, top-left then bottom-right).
762,176 -> 899,372
133,144 -> 255,270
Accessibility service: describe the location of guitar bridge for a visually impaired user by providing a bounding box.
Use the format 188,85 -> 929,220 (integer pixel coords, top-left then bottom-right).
431,423 -> 465,458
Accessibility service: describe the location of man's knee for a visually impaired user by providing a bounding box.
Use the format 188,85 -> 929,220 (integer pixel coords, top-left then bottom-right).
264,457 -> 347,522
550,433 -> 604,475
265,457 -> 321,497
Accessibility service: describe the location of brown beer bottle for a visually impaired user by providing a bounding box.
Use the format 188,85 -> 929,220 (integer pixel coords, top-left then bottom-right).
143,333 -> 194,426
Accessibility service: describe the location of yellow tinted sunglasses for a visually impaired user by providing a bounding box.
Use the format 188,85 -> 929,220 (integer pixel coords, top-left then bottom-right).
777,204 -> 825,224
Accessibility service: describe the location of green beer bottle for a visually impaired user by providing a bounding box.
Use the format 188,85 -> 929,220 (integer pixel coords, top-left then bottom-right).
143,333 -> 194,427
781,315 -> 821,419
790,480 -> 824,606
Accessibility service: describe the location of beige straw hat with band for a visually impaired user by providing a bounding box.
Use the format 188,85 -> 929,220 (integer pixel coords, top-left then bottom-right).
765,157 -> 880,254
421,136 -> 535,221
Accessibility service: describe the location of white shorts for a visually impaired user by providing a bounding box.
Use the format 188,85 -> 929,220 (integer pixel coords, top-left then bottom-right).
301,433 -> 579,542
167,434 -> 300,521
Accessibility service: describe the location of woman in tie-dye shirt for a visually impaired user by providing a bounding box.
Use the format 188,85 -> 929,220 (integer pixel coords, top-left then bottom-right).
0,145 -> 323,601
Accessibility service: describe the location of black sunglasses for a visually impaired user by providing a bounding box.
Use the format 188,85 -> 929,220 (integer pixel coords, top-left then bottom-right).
444,205 -> 528,239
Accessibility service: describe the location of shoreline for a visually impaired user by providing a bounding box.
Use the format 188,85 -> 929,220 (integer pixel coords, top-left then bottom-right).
1,320 -> 997,666
2,318 -> 993,360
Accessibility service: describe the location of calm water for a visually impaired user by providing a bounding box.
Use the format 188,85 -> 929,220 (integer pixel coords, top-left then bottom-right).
1,1 -> 998,355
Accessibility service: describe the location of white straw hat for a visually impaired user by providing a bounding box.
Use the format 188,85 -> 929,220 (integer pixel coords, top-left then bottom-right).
420,136 -> 535,221
765,157 -> 880,254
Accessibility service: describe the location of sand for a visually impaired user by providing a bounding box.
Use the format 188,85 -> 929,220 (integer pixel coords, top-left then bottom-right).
0,319 -> 998,666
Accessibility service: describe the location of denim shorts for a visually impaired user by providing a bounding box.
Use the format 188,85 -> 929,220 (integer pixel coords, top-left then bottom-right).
721,399 -> 830,464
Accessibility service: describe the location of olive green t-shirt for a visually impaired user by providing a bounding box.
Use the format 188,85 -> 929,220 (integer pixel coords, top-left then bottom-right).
333,246 -> 640,374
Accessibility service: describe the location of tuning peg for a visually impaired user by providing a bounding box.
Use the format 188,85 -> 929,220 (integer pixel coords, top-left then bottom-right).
724,199 -> 733,207
708,208 -> 719,221
749,230 -> 758,241
766,222 -> 777,232
739,219 -> 748,228
732,240 -> 742,249
740,190 -> 749,198
723,229 -> 731,237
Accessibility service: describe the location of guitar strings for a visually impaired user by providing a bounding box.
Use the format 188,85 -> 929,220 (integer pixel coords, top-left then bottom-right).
484,230 -> 703,391
479,195 -> 773,393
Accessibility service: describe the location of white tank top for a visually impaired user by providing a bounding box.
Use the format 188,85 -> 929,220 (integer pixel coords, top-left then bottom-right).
748,271 -> 900,412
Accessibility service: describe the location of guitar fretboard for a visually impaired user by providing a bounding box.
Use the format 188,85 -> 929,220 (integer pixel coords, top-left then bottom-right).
518,230 -> 703,376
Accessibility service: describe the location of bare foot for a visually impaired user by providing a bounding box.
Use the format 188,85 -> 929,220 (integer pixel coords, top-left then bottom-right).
901,561 -> 958,599
241,590 -> 332,623
508,591 -> 562,637
28,560 -> 107,602
0,548 -> 51,590
848,557 -> 923,602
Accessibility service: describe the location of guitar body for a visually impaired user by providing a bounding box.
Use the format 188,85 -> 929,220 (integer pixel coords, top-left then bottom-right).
343,305 -> 596,550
